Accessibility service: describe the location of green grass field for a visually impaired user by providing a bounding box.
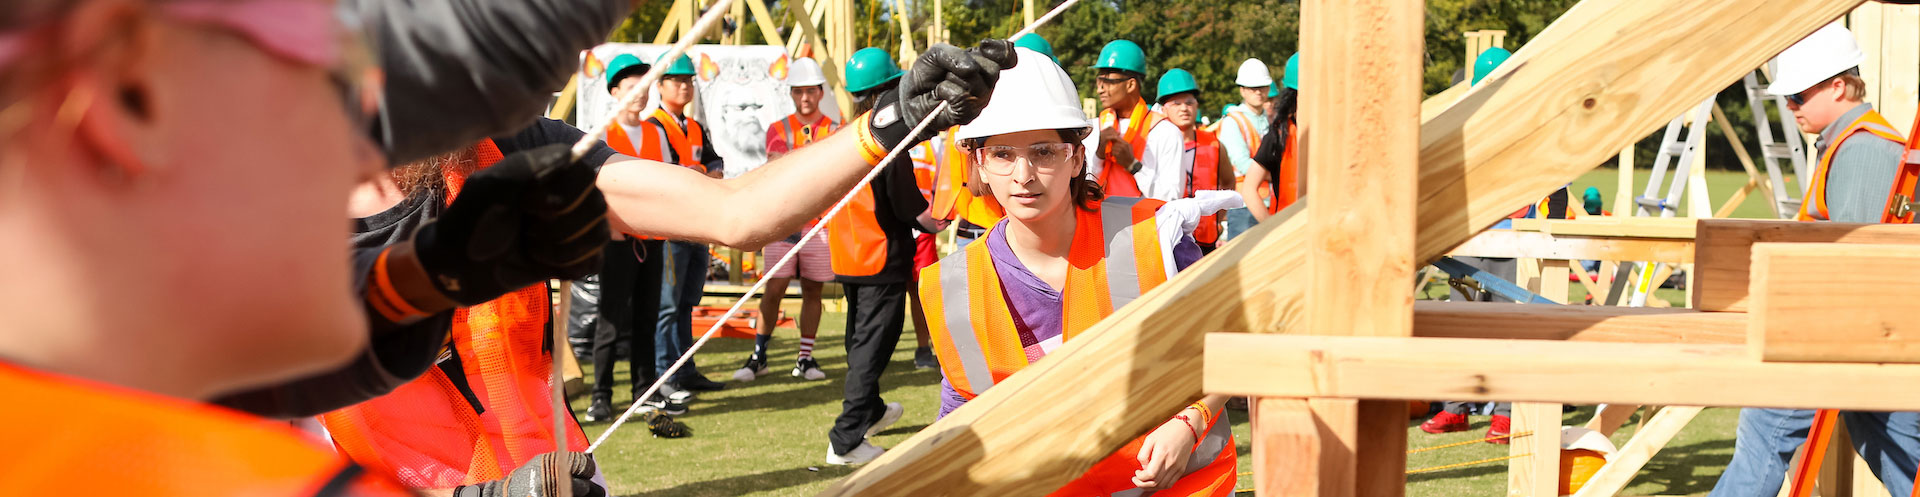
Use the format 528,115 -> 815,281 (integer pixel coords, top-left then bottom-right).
578,167 -> 1770,496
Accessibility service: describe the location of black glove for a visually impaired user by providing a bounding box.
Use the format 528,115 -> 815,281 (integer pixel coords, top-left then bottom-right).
453,452 -> 605,497
863,40 -> 1018,153
414,143 -> 609,306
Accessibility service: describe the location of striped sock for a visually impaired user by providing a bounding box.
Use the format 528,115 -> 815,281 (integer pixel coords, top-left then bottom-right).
797,337 -> 815,360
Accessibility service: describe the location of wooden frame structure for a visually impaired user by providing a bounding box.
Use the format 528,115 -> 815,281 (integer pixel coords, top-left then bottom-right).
797,0 -> 1920,496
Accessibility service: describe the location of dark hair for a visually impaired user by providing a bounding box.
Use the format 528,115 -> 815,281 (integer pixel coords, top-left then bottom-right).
1251,87 -> 1298,201
962,128 -> 1104,211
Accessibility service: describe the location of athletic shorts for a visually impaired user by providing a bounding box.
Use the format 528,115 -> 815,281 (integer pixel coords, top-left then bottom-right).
763,238 -> 834,283
912,232 -> 938,281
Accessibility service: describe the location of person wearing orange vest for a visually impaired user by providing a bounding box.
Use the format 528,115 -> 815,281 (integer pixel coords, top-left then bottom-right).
1240,53 -> 1302,226
1156,68 -> 1234,252
1708,24 -> 1919,497
736,57 -> 839,383
0,2 -> 614,494
328,133 -> 636,495
646,53 -> 733,398
924,46 -> 1241,496
907,132 -> 944,371
1090,40 -> 1186,201
1219,58 -> 1272,241
823,47 -> 952,465
587,53 -> 686,421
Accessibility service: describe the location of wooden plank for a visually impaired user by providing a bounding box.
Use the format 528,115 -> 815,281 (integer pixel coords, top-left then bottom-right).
1692,220 -> 1920,312
1309,398 -> 1359,497
1422,81 -> 1470,120
1616,148 -> 1635,216
1253,398 -> 1322,496
1540,260 -> 1570,304
818,1 -> 1867,494
654,0 -> 689,43
1878,4 -> 1920,132
743,0 -> 786,47
1508,402 -> 1562,497
782,0 -> 855,120
1749,243 -> 1920,363
1411,301 -> 1745,344
1450,230 -> 1693,263
1205,333 -> 1920,411
1712,103 -> 1779,219
1509,217 -> 1698,239
1570,406 -> 1703,497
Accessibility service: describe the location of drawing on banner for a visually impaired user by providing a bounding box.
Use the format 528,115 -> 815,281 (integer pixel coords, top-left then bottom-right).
579,44 -> 842,177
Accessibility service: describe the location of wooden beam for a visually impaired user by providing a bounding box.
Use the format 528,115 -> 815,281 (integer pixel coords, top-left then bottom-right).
784,0 -> 856,119
1508,217 -> 1697,239
1411,301 -> 1745,344
1508,402 -> 1561,497
1421,81 -> 1470,120
1692,220 -> 1920,311
744,0 -> 786,47
817,1 -> 1866,495
1568,406 -> 1703,497
1750,243 -> 1920,363
1252,398 -> 1322,496
654,0 -> 689,44
1205,334 -> 1920,411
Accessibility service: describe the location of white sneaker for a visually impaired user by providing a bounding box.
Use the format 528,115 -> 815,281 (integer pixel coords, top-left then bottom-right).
825,441 -> 886,465
865,402 -> 904,439
793,357 -> 827,381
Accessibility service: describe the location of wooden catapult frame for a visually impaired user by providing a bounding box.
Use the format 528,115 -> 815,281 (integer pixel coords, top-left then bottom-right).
800,0 -> 1920,495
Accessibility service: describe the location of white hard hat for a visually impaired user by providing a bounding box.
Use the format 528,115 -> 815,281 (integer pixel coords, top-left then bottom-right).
1767,23 -> 1865,96
955,47 -> 1090,141
788,57 -> 828,87
1235,58 -> 1274,87
1560,427 -> 1617,455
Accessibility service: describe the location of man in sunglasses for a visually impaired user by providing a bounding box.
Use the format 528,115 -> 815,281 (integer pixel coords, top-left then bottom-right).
1707,23 -> 1916,497
1089,39 -> 1184,201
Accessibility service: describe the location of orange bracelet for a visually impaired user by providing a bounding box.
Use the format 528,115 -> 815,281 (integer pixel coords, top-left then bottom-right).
1190,401 -> 1214,425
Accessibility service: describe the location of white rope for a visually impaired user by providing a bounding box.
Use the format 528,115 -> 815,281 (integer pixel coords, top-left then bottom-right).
590,101 -> 950,453
568,0 -> 740,162
1011,0 -> 1079,39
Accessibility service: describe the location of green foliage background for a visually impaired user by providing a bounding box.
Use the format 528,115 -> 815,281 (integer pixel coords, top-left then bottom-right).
608,0 -> 1782,171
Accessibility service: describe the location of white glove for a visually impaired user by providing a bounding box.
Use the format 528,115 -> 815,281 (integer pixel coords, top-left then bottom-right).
1152,191 -> 1245,277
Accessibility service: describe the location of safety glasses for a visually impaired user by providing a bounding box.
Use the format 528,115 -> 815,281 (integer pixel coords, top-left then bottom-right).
0,0 -> 380,131
972,142 -> 1078,176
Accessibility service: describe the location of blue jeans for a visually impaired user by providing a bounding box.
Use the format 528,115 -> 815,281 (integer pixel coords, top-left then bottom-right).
1708,408 -> 1920,497
655,240 -> 709,381
1224,207 -> 1255,240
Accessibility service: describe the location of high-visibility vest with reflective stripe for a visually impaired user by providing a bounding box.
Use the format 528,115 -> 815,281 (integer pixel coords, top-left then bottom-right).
931,130 -> 1006,226
0,363 -> 411,496
1184,129 -> 1225,245
1097,101 -> 1161,197
605,120 -> 664,161
912,142 -> 937,203
919,197 -> 1236,497
1223,109 -> 1262,164
648,109 -> 709,173
324,140 -> 590,489
1880,111 -> 1920,223
769,114 -> 840,230
1799,109 -> 1906,221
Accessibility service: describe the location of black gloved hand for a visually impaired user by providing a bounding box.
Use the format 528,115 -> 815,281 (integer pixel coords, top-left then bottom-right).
862,40 -> 1018,154
414,143 -> 609,306
453,452 -> 605,497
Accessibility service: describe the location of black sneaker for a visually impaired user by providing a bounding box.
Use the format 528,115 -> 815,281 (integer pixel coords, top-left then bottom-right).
640,391 -> 689,415
644,411 -> 692,439
584,397 -> 613,422
792,357 -> 827,380
731,355 -> 770,382
913,347 -> 938,370
678,374 -> 728,392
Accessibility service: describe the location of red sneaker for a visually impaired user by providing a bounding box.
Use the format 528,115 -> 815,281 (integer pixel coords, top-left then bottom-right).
1485,414 -> 1513,444
1420,411 -> 1470,434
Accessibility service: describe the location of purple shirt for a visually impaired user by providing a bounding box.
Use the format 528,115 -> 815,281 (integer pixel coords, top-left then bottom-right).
938,222 -> 1202,418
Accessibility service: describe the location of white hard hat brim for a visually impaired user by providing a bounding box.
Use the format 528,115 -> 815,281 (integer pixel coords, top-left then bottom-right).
1765,53 -> 1863,96
1235,59 -> 1274,87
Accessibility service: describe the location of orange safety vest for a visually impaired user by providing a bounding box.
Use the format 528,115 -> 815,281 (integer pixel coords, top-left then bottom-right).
1184,129 -> 1225,245
1799,109 -> 1906,221
0,362 -> 411,496
911,141 -> 938,203
1097,100 -> 1163,198
770,114 -> 840,230
828,184 -> 888,277
606,119 -> 664,162
648,108 -> 709,173
931,130 -> 1006,227
323,139 -> 590,489
1880,111 -> 1920,223
919,197 -> 1237,497
1269,121 -> 1300,215
1222,109 -> 1263,164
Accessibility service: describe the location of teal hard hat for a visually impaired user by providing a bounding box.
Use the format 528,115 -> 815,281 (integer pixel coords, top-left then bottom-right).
657,52 -> 696,76
1471,47 -> 1512,87
1014,33 -> 1058,64
845,47 -> 904,93
1156,69 -> 1199,103
1268,85 -> 1279,97
1094,39 -> 1147,75
1282,53 -> 1300,90
605,54 -> 651,92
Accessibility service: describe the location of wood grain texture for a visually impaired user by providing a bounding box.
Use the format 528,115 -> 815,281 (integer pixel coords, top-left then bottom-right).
817,1 -> 1865,494
1450,230 -> 1694,263
1253,398 -> 1322,497
1749,243 -> 1920,363
1568,406 -> 1703,497
1692,220 -> 1920,311
1508,402 -> 1562,497
1206,334 -> 1920,411
1411,301 -> 1745,344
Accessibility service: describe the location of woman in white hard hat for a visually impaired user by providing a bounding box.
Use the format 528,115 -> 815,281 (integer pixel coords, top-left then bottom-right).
1707,22 -> 1918,497
917,46 -> 1241,496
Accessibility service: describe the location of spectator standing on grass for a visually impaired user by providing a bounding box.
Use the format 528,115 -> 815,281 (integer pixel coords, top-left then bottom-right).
737,57 -> 839,382
648,53 -> 731,398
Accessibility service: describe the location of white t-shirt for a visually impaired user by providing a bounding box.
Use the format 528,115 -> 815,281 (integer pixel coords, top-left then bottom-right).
1084,117 -> 1189,201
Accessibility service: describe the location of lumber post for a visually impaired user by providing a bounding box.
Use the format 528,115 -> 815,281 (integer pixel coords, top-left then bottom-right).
1411,301 -> 1745,343
1616,147 -> 1634,216
1252,398 -> 1322,495
1508,402 -> 1561,497
744,0 -> 786,47
819,2 -> 1867,495
1286,0 -> 1422,494
654,0 -> 689,43
1692,220 -> 1920,312
1749,243 -> 1920,363
1569,406 -> 1703,497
